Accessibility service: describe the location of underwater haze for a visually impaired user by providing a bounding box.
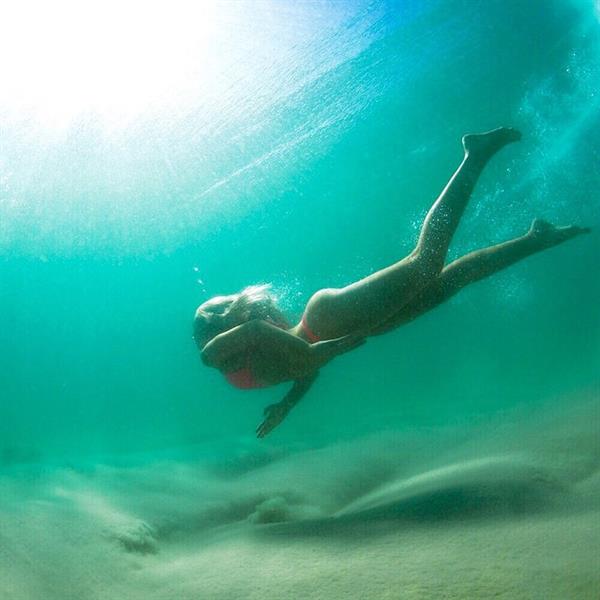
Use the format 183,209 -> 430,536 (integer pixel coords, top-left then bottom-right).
1,1 -> 599,598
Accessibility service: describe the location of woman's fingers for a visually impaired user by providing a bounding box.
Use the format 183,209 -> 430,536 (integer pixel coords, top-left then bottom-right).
257,403 -> 289,438
256,416 -> 276,438
256,417 -> 267,436
257,407 -> 275,438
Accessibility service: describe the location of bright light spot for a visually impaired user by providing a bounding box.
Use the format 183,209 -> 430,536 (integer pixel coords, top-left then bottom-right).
0,0 -> 221,128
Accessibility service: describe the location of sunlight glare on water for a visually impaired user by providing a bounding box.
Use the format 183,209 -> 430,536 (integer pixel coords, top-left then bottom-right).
0,0 -> 383,257
0,0 -> 375,130
0,0 -> 224,128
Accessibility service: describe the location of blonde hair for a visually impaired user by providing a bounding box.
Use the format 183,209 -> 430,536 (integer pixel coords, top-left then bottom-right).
193,284 -> 288,347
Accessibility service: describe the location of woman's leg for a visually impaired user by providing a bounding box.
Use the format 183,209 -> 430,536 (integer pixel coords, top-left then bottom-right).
369,219 -> 590,335
305,127 -> 522,338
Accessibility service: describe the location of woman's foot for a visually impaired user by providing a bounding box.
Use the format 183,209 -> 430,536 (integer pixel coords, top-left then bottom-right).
528,218 -> 591,246
462,127 -> 522,159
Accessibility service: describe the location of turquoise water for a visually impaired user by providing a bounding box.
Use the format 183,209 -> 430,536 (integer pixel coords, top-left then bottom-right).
0,1 -> 599,597
2,0 -> 597,457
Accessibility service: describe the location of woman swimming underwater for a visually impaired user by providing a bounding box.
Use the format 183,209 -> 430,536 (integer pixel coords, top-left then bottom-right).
194,127 -> 590,438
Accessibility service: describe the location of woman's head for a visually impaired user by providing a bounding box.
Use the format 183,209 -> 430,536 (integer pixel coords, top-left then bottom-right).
193,284 -> 288,348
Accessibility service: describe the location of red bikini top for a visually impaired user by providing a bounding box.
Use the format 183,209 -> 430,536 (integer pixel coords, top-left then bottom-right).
225,367 -> 266,390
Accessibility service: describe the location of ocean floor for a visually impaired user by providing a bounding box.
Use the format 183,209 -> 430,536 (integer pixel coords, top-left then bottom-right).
1,391 -> 599,600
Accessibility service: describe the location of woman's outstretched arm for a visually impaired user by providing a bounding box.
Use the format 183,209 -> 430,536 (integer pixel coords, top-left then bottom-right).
202,319 -> 364,383
256,372 -> 319,438
201,320 -> 309,372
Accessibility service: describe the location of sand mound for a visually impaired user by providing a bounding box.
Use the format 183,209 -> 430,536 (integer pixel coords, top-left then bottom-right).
335,455 -> 567,521
0,393 -> 599,599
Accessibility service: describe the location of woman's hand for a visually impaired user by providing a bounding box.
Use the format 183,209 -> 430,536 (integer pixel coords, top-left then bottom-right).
256,373 -> 319,438
256,402 -> 291,438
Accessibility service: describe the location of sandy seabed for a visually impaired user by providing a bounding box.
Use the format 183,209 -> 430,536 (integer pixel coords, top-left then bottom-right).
1,393 -> 599,599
